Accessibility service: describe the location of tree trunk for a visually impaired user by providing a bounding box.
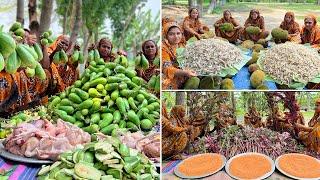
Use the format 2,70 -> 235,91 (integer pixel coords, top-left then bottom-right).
39,0 -> 53,35
119,3 -> 139,49
176,92 -> 186,106
197,0 -> 203,18
188,0 -> 194,8
231,92 -> 236,118
28,0 -> 37,23
69,0 -> 82,49
318,0 -> 320,5
62,13 -> 67,34
17,0 -> 24,25
207,0 -> 217,14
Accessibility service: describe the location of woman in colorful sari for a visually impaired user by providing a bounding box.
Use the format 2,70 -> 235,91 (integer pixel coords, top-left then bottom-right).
96,38 -> 117,62
162,104 -> 204,160
243,9 -> 269,42
136,40 -> 160,82
301,14 -> 320,50
48,35 -> 79,93
162,104 -> 189,160
182,7 -> 209,40
295,99 -> 320,153
162,20 -> 196,89
0,31 -> 51,115
279,12 -> 301,43
214,10 -> 242,43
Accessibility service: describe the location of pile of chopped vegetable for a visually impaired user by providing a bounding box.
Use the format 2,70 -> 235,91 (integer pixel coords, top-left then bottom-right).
37,136 -> 159,180
260,42 -> 320,85
204,125 -> 309,160
181,38 -> 243,76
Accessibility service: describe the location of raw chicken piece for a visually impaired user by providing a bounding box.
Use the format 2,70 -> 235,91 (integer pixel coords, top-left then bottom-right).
4,119 -> 91,160
22,137 -> 40,157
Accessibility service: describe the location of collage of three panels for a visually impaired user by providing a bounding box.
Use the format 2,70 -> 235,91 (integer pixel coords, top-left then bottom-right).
0,0 -> 319,179
161,0 -> 320,179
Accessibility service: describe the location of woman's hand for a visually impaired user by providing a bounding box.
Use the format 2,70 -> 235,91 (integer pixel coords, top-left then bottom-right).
185,69 -> 197,77
195,33 -> 201,40
56,40 -> 68,52
235,26 -> 242,30
25,34 -> 37,46
88,43 -> 96,51
74,43 -> 80,51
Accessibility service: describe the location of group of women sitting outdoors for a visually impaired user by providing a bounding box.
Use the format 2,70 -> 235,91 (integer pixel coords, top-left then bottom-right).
0,29 -> 159,116
162,7 -> 320,90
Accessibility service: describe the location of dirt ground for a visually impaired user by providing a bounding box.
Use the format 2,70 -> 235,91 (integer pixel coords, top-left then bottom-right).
162,4 -> 320,31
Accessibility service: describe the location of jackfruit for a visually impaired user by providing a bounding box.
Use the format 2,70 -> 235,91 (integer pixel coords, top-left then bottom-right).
250,70 -> 265,88
184,77 -> 200,89
246,51 -> 259,66
252,44 -> 264,52
241,40 -> 255,49
271,28 -> 288,40
245,26 -> 261,35
219,23 -> 234,32
200,30 -> 215,39
248,63 -> 260,73
214,37 -> 229,42
257,84 -> 268,90
257,39 -> 268,48
221,78 -> 234,89
199,76 -> 222,89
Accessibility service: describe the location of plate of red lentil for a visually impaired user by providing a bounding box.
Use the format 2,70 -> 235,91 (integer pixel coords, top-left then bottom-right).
225,152 -> 275,180
276,153 -> 320,180
174,153 -> 226,179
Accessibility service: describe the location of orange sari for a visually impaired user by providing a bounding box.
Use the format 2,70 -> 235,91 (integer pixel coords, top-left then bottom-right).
243,10 -> 269,42
48,35 -> 79,93
182,16 -> 209,41
214,16 -> 241,42
162,21 -> 187,90
280,12 -> 301,43
299,122 -> 320,153
301,15 -> 320,49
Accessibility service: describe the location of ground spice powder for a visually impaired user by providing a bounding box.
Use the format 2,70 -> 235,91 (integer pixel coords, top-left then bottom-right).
178,153 -> 223,177
278,153 -> 320,178
229,154 -> 272,179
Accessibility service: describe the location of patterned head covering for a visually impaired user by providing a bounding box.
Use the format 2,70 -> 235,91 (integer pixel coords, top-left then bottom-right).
304,14 -> 317,25
142,40 -> 158,57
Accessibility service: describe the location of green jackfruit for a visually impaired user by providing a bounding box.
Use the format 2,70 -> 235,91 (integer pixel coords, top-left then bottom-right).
250,70 -> 265,88
200,30 -> 215,39
257,39 -> 268,47
257,84 -> 268,90
199,76 -> 222,89
248,63 -> 260,73
219,23 -> 234,32
252,44 -> 264,52
14,28 -> 25,37
246,51 -> 259,66
184,77 -> 200,89
26,67 -> 35,78
245,26 -> 261,35
241,40 -> 255,49
221,78 -> 234,89
271,28 -> 288,40
9,22 -> 21,32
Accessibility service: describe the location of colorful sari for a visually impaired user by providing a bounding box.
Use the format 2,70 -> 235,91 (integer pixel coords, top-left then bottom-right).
280,12 -> 301,43
301,15 -> 320,49
162,21 -> 187,90
243,9 -> 269,42
214,10 -> 242,43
